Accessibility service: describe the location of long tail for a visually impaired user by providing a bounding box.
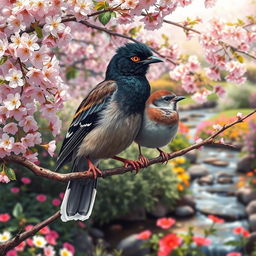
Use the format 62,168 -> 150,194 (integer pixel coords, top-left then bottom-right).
60,158 -> 97,222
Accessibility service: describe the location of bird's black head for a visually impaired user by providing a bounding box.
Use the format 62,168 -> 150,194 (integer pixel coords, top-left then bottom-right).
105,42 -> 163,80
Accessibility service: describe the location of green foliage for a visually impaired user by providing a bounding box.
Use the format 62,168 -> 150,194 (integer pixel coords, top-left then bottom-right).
93,144 -> 181,224
218,82 -> 256,110
168,134 -> 191,153
246,64 -> 256,84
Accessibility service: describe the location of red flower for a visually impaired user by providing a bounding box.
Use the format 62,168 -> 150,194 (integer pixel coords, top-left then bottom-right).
15,241 -> 26,252
10,187 -> 20,193
46,230 -> 59,245
0,213 -> 10,222
233,226 -> 250,237
208,215 -> 224,223
136,230 -> 152,240
63,242 -> 75,254
36,194 -> 47,202
6,250 -> 17,256
193,236 -> 211,246
226,253 -> 242,256
59,192 -> 65,199
39,226 -> 50,235
156,217 -> 176,229
158,233 -> 182,256
52,198 -> 61,206
21,177 -> 31,184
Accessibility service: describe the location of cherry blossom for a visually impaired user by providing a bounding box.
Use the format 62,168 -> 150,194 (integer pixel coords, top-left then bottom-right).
5,69 -> 24,88
3,93 -> 21,111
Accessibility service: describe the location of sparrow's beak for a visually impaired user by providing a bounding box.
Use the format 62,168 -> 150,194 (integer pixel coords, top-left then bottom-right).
142,56 -> 164,64
174,96 -> 186,102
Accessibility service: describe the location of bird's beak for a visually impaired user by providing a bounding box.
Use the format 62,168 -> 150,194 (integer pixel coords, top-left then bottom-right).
174,96 -> 186,102
141,56 -> 164,64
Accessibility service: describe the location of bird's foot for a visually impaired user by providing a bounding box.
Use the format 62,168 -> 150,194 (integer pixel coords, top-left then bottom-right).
138,154 -> 150,168
112,156 -> 141,173
86,158 -> 102,179
157,148 -> 169,164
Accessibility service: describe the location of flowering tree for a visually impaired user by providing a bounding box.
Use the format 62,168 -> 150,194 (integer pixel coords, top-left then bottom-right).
0,0 -> 256,254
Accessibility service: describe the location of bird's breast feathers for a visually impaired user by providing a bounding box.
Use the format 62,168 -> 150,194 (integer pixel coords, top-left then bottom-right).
77,101 -> 142,159
146,107 -> 179,125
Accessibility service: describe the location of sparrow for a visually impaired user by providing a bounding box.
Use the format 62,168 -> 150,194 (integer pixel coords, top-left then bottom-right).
135,90 -> 185,167
56,43 -> 163,222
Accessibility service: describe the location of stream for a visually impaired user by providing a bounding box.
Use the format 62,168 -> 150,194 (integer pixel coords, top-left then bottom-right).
102,108 -> 248,256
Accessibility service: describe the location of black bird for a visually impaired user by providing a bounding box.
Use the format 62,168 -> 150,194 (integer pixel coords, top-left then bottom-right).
56,42 -> 163,222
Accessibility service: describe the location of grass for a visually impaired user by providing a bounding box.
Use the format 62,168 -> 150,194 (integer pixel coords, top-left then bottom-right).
210,108 -> 254,120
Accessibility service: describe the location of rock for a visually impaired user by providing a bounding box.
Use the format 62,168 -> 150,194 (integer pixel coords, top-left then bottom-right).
185,151 -> 198,164
246,200 -> 256,215
198,175 -> 214,185
89,227 -> 104,239
249,214 -> 256,232
203,157 -> 229,167
236,187 -> 256,205
120,207 -> 146,221
190,113 -> 205,118
117,234 -> 150,256
188,165 -> 209,180
74,231 -> 94,255
217,176 -> 233,184
151,201 -> 169,218
175,205 -> 195,217
176,194 -> 196,210
237,156 -> 255,173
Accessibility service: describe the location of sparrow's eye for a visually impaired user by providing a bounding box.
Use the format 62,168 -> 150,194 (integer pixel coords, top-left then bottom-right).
130,56 -> 141,62
163,95 -> 175,101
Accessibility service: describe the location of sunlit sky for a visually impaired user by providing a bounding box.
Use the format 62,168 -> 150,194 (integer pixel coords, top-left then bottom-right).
158,0 -> 256,54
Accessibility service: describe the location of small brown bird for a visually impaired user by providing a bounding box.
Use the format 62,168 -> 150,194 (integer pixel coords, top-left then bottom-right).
135,90 -> 185,166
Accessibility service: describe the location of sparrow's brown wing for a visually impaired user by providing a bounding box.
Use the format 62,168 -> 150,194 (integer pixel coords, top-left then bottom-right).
56,80 -> 117,171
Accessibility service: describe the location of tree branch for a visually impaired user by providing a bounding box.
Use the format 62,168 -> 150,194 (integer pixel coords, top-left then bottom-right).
0,211 -> 60,255
2,109 -> 255,182
0,109 -> 255,253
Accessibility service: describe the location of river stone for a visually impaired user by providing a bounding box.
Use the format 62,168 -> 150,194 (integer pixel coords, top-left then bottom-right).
198,175 -> 214,185
249,214 -> 256,232
175,205 -> 195,217
237,156 -> 255,173
217,176 -> 233,184
151,201 -> 169,218
176,194 -> 196,210
117,234 -> 150,256
203,157 -> 229,167
185,151 -> 198,164
89,227 -> 104,239
74,231 -> 93,255
236,187 -> 256,205
188,165 -> 208,179
246,201 -> 256,215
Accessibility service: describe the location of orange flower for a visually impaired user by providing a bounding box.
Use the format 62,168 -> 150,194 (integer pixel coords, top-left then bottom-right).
177,184 -> 184,191
247,172 -> 254,177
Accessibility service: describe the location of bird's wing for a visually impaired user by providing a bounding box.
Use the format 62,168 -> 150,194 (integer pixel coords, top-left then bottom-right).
56,80 -> 117,171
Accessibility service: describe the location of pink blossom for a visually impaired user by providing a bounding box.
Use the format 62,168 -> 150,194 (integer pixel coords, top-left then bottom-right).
21,33 -> 39,51
10,187 -> 20,193
25,225 -> 34,231
156,217 -> 176,229
44,245 -> 56,256
16,45 -> 31,62
41,140 -> 56,157
6,250 -> 17,256
191,90 -> 211,104
63,242 -> 75,254
3,93 -> 21,111
237,112 -> 243,119
5,69 -> 24,88
59,192 -> 65,199
44,15 -> 65,37
36,194 -> 47,202
12,142 -> 26,155
226,253 -> 242,256
3,123 -> 18,135
213,124 -> 222,130
52,198 -> 61,206
46,230 -> 59,245
19,116 -> 38,133
21,177 -> 31,185
39,226 -> 50,235
0,213 -> 10,222
0,173 -> 10,183
0,133 -> 14,151
214,85 -> 226,97
15,241 -> 26,252
204,0 -> 216,8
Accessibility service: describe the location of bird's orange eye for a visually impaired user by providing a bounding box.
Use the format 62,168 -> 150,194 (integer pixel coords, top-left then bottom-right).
130,56 -> 141,62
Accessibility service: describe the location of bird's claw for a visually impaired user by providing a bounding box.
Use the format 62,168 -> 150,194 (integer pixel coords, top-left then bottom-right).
138,154 -> 150,168
124,160 -> 141,174
158,150 -> 169,164
86,159 -> 102,179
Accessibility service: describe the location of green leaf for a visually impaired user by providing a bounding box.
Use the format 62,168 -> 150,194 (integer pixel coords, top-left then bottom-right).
34,25 -> 43,39
5,168 -> 16,181
27,217 -> 40,223
0,56 -> 8,65
224,240 -> 241,246
13,203 -> 23,218
0,79 -> 7,84
66,66 -> 78,80
99,11 -> 112,25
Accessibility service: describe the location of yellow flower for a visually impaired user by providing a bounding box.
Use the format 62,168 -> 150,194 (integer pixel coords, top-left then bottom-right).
173,157 -> 186,165
0,231 -> 11,242
33,235 -> 47,248
173,167 -> 185,174
60,248 -> 73,256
